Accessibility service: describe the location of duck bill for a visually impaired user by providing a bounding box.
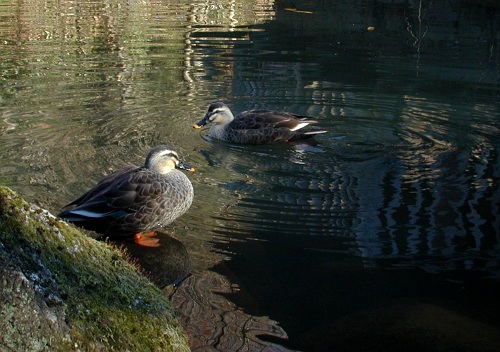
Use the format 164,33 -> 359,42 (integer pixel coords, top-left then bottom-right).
193,114 -> 209,129
177,161 -> 196,172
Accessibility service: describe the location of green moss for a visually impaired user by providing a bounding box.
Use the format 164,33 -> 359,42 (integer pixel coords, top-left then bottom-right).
0,186 -> 190,351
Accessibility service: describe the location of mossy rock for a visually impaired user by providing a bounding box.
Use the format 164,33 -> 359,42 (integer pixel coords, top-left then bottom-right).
0,186 -> 190,351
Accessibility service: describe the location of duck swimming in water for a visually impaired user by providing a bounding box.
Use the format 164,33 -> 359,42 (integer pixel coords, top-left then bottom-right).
193,102 -> 327,145
58,145 -> 195,247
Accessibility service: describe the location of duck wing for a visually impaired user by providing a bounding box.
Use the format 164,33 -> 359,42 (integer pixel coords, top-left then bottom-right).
227,109 -> 319,144
233,110 -> 317,130
62,164 -> 139,208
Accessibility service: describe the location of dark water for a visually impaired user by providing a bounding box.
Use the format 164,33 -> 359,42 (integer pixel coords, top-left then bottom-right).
1,0 -> 499,351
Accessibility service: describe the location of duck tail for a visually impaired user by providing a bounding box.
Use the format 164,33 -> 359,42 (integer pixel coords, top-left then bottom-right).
290,130 -> 327,141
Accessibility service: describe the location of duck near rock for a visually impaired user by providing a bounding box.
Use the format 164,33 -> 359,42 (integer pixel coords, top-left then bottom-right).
193,101 -> 327,145
58,145 -> 195,247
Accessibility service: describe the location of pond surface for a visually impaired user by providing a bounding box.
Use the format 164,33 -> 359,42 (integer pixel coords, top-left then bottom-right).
1,0 -> 499,351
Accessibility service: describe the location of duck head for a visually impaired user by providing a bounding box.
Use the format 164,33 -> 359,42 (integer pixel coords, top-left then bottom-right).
193,102 -> 234,128
146,145 -> 195,174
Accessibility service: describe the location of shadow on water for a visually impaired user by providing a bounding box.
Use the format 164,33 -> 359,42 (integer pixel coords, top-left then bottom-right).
112,231 -> 192,293
211,237 -> 500,351
201,135 -> 500,351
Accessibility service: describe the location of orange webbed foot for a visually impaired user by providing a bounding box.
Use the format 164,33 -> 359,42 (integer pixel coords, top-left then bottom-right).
134,232 -> 160,247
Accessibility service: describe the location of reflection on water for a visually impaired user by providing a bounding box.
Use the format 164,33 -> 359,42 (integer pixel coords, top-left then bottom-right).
113,231 -> 192,291
1,0 -> 499,351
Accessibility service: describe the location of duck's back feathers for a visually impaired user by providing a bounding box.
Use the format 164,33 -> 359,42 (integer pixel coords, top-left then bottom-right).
226,110 -> 324,144
63,165 -> 138,208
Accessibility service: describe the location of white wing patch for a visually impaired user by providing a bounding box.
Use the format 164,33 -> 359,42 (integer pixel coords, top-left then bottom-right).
290,122 -> 310,131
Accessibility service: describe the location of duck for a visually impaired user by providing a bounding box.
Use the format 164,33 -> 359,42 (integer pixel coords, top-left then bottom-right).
193,102 -> 327,145
58,145 -> 195,247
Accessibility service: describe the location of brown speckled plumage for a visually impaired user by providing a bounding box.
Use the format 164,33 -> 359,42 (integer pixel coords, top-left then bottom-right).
194,102 -> 327,144
58,145 -> 194,240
